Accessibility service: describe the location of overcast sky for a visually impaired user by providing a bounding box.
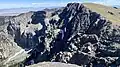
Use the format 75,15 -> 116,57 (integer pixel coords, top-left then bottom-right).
0,0 -> 120,9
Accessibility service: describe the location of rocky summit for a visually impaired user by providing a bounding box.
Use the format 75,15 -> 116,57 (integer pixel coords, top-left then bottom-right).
0,3 -> 120,67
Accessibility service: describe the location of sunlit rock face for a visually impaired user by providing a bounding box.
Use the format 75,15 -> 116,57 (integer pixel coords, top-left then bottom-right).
27,62 -> 81,67
0,32 -> 28,67
0,3 -> 120,67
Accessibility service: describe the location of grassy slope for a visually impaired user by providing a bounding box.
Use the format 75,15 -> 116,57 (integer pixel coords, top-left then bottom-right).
83,3 -> 120,25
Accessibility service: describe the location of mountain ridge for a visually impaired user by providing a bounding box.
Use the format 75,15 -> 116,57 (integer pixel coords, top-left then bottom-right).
0,3 -> 120,67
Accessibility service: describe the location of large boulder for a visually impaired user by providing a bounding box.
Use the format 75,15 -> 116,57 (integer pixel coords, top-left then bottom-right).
26,62 -> 81,67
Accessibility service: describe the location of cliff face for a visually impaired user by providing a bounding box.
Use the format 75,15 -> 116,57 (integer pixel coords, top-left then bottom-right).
0,32 -> 29,67
1,3 -> 120,67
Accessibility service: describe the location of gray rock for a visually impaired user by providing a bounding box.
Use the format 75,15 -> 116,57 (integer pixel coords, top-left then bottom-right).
1,2 -> 120,67
26,62 -> 81,67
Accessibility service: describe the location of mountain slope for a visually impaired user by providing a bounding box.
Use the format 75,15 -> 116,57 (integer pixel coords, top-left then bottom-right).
84,3 -> 120,25
24,3 -> 120,67
0,32 -> 29,67
0,3 -> 120,67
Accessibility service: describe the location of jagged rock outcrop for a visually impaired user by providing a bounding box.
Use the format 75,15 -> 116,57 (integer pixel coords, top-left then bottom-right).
22,3 -> 120,67
0,3 -> 120,67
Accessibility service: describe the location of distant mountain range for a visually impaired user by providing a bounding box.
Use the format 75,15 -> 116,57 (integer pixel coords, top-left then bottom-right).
0,4 -> 119,16
0,6 -> 61,16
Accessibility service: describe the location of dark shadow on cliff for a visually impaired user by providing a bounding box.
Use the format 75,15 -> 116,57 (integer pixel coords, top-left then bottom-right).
12,11 -> 47,50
